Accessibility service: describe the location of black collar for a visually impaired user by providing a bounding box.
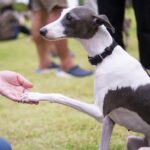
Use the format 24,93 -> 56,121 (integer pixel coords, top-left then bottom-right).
88,40 -> 117,65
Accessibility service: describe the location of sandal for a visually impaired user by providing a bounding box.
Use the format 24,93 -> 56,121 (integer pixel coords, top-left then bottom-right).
56,65 -> 93,77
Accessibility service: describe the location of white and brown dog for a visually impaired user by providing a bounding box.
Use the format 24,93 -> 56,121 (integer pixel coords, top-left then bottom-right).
22,6 -> 150,150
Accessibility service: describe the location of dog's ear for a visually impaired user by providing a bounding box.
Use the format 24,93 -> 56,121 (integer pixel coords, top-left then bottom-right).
93,14 -> 115,33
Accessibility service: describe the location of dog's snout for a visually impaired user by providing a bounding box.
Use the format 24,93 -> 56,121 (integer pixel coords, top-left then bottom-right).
40,28 -> 48,36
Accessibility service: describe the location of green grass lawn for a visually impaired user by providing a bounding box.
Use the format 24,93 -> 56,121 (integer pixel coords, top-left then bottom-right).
0,8 -> 141,150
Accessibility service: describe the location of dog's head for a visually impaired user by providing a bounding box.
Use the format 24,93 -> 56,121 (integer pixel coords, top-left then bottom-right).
40,6 -> 114,40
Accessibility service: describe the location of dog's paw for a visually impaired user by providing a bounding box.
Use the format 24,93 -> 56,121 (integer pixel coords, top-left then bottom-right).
21,92 -> 42,102
138,148 -> 150,150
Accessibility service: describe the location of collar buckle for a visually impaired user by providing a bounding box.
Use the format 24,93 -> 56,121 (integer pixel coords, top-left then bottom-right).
98,54 -> 104,60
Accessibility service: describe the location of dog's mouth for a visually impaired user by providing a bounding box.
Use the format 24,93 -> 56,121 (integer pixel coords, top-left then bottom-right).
41,35 -> 67,41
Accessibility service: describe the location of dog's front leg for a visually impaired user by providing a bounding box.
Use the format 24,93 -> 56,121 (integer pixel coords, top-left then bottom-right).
22,92 -> 103,122
99,116 -> 114,150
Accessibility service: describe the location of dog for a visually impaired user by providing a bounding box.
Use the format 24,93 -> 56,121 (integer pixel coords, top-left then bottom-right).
22,6 -> 150,150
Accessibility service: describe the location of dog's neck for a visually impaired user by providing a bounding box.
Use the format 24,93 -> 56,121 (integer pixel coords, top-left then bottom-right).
77,26 -> 113,57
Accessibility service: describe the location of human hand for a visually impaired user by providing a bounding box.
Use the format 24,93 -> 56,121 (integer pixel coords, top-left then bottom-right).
0,71 -> 38,104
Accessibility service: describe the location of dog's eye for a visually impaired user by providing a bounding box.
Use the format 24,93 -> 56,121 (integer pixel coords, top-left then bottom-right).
66,13 -> 73,21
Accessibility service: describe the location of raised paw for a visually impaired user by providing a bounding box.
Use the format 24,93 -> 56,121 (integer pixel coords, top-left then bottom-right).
138,147 -> 150,150
21,92 -> 42,102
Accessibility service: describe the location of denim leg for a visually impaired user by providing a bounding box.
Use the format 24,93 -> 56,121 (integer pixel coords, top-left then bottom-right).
0,137 -> 12,150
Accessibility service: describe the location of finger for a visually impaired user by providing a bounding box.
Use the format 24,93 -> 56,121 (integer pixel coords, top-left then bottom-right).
17,74 -> 33,89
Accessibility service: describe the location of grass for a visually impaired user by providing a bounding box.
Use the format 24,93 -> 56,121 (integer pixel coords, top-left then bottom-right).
0,8 -> 141,150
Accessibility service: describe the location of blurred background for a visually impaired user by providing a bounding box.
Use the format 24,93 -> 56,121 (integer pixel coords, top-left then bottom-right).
0,0 -> 139,150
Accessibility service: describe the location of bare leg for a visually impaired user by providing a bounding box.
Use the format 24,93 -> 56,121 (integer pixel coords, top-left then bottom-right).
32,9 -> 74,70
99,116 -> 114,150
127,136 -> 148,150
47,6 -> 75,71
31,10 -> 54,69
22,92 -> 102,122
32,7 -> 92,76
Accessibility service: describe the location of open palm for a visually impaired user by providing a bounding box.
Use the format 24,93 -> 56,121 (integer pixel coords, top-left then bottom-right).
0,71 -> 37,104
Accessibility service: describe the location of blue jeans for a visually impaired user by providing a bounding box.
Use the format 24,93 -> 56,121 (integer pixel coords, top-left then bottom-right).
0,137 -> 12,150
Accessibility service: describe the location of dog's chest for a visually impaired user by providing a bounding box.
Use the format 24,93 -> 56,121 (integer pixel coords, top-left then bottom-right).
93,49 -> 150,119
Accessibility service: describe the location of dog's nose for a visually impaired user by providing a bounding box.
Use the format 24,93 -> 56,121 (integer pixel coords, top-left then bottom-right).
40,28 -> 48,36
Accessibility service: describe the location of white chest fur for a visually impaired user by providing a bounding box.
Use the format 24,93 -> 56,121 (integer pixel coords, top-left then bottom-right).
93,46 -> 150,115
78,26 -> 150,116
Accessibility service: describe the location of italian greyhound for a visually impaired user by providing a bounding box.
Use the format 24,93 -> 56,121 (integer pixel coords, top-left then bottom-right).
22,6 -> 150,150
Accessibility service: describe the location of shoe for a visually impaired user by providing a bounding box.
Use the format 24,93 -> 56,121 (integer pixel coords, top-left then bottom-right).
56,65 -> 93,77
67,65 -> 93,77
35,63 -> 59,74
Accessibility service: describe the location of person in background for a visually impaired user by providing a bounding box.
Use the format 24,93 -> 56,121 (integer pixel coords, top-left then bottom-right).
0,4 -> 30,41
97,0 -> 150,70
0,70 -> 37,150
30,0 -> 93,77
